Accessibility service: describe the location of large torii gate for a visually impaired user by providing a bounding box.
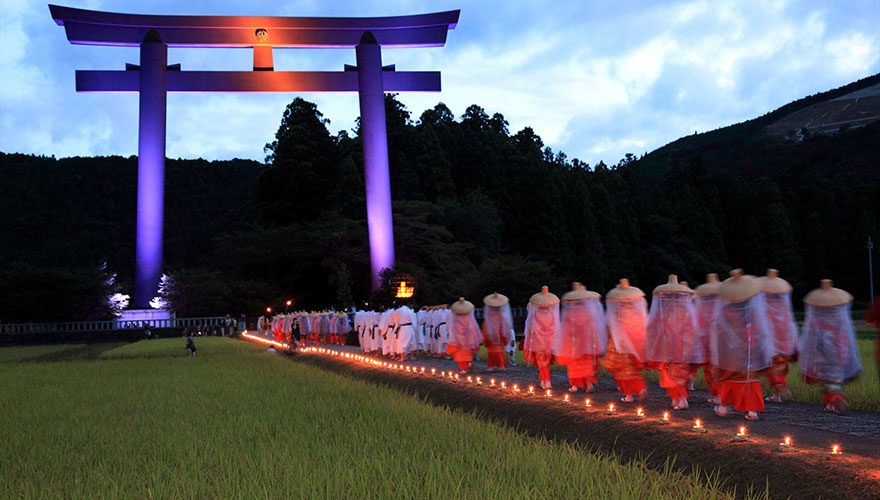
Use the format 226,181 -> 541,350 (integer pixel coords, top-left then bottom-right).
49,4 -> 459,309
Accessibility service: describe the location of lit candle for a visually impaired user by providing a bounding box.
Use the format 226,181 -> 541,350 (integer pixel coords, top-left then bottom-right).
545,389 -> 552,398
476,376 -> 482,385
490,378 -> 496,387
584,398 -> 592,408
692,419 -> 706,433
563,394 -> 570,403
512,384 -> 520,393
733,426 -> 748,442
661,411 -> 670,423
636,407 -> 645,418
778,436 -> 794,452
528,386 -> 535,396
454,374 -> 460,382
606,403 -> 616,414
431,368 -> 436,375
830,444 -> 842,456
467,376 -> 473,383
421,367 -> 426,374
500,381 -> 507,390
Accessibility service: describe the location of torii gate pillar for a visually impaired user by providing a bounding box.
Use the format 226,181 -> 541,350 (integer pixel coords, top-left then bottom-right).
134,31 -> 167,308
356,32 -> 395,291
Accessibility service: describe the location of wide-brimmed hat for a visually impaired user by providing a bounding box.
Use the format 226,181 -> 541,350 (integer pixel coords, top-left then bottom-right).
529,285 -> 560,306
759,269 -> 793,294
605,278 -> 645,300
562,282 -> 600,301
804,279 -> 852,307
718,269 -> 762,302
694,274 -> 721,296
653,274 -> 692,294
451,297 -> 475,315
483,292 -> 509,307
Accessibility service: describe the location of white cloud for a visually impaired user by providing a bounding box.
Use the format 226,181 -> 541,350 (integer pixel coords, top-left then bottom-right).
1,0 -> 878,167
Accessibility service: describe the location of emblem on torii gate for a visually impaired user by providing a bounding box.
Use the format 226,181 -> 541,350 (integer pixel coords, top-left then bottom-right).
49,4 -> 460,308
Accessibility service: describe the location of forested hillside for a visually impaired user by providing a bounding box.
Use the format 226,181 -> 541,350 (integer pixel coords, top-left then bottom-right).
1,76 -> 878,320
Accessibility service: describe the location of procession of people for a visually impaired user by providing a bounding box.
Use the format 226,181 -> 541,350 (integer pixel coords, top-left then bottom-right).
260,268 -> 863,420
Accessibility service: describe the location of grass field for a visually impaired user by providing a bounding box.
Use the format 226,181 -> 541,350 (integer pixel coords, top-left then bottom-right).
0,338 -> 756,499
477,338 -> 879,412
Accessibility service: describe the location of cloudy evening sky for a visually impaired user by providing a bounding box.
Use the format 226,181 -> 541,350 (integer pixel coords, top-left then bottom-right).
1,0 -> 878,166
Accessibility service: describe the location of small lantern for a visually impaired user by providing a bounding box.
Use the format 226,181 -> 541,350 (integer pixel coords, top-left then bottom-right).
584,398 -> 592,408
660,411 -> 670,424
778,436 -> 794,452
692,419 -> 706,433
829,444 -> 842,456
606,403 -> 616,415
563,394 -> 570,403
635,407 -> 645,419
733,426 -> 748,442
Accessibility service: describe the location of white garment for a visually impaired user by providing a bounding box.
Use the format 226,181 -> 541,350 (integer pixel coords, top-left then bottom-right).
646,292 -> 702,364
605,298 -> 648,362
798,303 -> 861,383
711,294 -> 774,375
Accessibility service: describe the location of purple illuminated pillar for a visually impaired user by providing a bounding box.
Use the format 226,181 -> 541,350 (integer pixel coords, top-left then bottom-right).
356,32 -> 395,290
133,30 -> 167,308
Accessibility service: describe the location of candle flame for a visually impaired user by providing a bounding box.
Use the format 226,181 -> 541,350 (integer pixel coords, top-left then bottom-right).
637,407 -> 644,416
501,382 -> 507,389
476,377 -> 482,384
831,444 -> 840,454
528,386 -> 535,394
431,368 -> 436,375
662,411 -> 670,421
563,394 -> 570,402
490,378 -> 496,386
608,403 -> 615,412
783,436 -> 791,446
585,398 -> 591,407
738,426 -> 747,436
546,389 -> 552,398
694,419 -> 702,428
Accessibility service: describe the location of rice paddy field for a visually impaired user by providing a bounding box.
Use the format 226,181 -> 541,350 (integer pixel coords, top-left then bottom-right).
1,338 -> 754,499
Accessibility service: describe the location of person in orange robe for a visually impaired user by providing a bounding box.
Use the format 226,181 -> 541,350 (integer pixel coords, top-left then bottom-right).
555,283 -> 606,393
712,270 -> 774,421
759,269 -> 799,403
694,275 -> 721,403
646,275 -> 701,410
523,286 -> 561,390
482,293 -> 514,372
602,279 -> 649,402
445,298 -> 482,373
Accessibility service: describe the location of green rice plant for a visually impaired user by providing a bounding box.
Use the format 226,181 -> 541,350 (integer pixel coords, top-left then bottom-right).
1,338 -> 750,499
0,344 -> 75,363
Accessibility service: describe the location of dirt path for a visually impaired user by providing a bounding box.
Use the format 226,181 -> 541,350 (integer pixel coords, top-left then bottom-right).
288,344 -> 880,500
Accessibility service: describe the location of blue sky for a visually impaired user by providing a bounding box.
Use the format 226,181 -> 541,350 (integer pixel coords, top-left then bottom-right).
1,0 -> 878,166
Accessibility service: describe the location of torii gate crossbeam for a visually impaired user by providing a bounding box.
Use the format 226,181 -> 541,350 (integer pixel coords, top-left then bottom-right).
49,5 -> 459,307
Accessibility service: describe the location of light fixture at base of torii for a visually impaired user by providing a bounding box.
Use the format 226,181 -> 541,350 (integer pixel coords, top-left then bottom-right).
49,4 -> 459,305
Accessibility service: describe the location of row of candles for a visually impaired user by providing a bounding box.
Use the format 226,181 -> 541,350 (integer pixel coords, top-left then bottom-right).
264,341 -> 842,457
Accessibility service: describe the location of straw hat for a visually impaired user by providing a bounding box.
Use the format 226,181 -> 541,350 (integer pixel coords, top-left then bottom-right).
718,269 -> 763,302
483,292 -> 509,307
804,279 -> 853,307
450,297 -> 475,315
606,278 -> 645,300
562,282 -> 600,301
694,274 -> 721,296
529,285 -> 560,306
653,274 -> 693,294
759,269 -> 793,294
